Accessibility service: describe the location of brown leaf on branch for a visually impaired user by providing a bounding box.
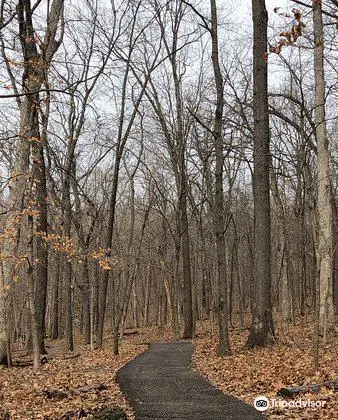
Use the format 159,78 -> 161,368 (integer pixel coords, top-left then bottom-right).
269,7 -> 306,55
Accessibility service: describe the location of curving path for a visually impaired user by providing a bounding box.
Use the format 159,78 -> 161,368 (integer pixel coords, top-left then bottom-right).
117,341 -> 264,420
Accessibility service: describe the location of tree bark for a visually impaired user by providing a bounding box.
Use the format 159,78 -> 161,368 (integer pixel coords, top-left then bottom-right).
27,214 -> 41,373
312,0 -> 334,334
96,154 -> 121,349
247,0 -> 275,348
0,263 -> 8,365
51,253 -> 60,339
32,136 -> 48,354
210,0 -> 231,356
62,145 -> 74,351
271,169 -> 291,322
82,258 -> 91,345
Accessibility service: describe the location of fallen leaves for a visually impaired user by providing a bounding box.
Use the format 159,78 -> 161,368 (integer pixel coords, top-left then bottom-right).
0,335 -> 147,420
193,318 -> 336,420
0,320 -> 335,420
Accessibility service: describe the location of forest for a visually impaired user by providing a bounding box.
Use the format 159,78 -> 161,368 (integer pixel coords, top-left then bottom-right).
0,0 -> 337,419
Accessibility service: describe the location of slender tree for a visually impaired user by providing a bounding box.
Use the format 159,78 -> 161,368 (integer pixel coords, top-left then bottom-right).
210,0 -> 231,356
144,0 -> 195,339
96,1 -> 163,351
312,0 -> 334,335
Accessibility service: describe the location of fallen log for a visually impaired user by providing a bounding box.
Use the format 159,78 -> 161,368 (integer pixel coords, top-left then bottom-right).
123,330 -> 139,336
277,379 -> 338,398
41,384 -> 108,400
13,355 -> 49,367
41,389 -> 69,400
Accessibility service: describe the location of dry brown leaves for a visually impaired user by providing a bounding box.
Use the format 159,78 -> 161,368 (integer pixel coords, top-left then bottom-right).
0,334 -> 147,420
193,318 -> 337,420
1,320 -> 335,420
0,325 -> 174,420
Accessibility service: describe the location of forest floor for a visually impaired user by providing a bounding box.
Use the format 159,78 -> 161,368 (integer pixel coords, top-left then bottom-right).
193,317 -> 337,420
0,317 -> 336,420
0,334 -> 147,420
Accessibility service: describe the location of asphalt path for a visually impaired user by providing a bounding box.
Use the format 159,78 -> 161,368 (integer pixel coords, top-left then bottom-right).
117,341 -> 264,420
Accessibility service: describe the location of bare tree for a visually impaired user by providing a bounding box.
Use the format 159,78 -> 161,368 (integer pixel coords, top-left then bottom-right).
210,0 -> 231,356
312,0 -> 334,370
0,0 -> 64,372
246,0 -> 275,348
96,0 -> 163,352
142,0 -> 196,339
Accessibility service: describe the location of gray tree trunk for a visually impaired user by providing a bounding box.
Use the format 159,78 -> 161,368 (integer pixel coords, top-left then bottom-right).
312,0 -> 334,335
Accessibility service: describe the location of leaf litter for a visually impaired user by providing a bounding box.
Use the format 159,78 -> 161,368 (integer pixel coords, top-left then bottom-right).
0,320 -> 336,420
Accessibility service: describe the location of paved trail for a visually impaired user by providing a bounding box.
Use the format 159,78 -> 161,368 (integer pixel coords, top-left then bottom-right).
117,341 -> 264,420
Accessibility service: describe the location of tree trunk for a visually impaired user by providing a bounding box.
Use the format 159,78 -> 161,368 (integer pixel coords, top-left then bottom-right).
312,0 -> 334,334
90,275 -> 97,350
247,0 -> 275,348
96,155 -> 121,348
0,264 -> 8,365
171,25 -> 194,339
32,136 -> 48,354
27,214 -> 41,373
210,0 -> 231,356
82,258 -> 91,345
180,181 -> 194,339
271,170 -> 291,322
51,253 -> 60,339
62,156 -> 74,351
143,264 -> 151,326
64,259 -> 73,351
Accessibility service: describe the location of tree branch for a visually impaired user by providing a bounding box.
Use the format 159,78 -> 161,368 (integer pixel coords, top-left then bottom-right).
291,0 -> 338,20
181,0 -> 211,32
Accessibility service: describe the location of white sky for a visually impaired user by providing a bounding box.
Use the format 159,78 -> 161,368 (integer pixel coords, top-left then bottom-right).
236,0 -> 293,16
